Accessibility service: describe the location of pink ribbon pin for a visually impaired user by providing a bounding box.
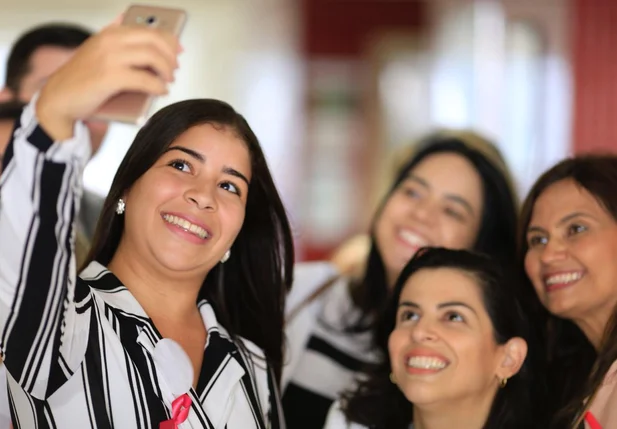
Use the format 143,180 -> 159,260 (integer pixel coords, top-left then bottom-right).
159,393 -> 192,429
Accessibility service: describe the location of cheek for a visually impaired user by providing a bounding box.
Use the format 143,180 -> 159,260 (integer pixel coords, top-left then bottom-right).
440,220 -> 477,249
388,329 -> 406,367
455,336 -> 498,376
128,173 -> 183,211
524,252 -> 545,297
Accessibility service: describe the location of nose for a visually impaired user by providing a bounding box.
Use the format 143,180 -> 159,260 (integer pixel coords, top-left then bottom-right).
410,316 -> 438,343
539,237 -> 568,265
184,183 -> 217,211
410,197 -> 437,224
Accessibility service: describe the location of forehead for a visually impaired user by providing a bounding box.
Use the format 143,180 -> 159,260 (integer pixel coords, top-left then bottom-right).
23,46 -> 75,82
167,124 -> 251,171
410,153 -> 483,195
400,267 -> 484,306
530,179 -> 610,223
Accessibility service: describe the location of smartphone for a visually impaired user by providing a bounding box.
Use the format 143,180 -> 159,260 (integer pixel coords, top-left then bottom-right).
92,5 -> 187,125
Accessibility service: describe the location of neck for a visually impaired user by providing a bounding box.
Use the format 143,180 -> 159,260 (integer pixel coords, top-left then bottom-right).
574,307 -> 614,350
413,390 -> 496,429
107,242 -> 206,324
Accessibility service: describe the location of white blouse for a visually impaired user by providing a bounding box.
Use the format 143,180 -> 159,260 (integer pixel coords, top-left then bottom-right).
0,99 -> 283,429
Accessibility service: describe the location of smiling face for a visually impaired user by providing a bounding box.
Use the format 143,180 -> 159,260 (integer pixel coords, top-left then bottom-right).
388,267 -> 511,408
119,123 -> 251,277
524,178 -> 617,328
374,153 -> 484,286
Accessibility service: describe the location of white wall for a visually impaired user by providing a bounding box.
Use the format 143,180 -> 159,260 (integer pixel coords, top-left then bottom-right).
426,0 -> 573,195
0,0 -> 303,214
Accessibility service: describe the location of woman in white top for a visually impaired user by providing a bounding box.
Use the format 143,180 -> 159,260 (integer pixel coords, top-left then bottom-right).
0,19 -> 290,428
282,132 -> 525,429
324,247 -> 534,429
521,155 -> 617,429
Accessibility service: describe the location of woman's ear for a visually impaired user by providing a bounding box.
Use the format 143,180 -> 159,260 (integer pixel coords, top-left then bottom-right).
496,337 -> 528,380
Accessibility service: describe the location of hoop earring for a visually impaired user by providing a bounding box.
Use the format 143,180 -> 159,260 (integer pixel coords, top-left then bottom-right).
220,250 -> 230,263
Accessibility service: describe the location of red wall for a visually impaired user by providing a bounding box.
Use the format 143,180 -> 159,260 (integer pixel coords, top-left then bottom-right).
572,0 -> 617,153
301,0 -> 426,55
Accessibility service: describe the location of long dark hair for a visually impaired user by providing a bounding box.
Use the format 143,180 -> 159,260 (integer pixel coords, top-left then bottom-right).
519,155 -> 617,428
342,247 -> 535,429
84,99 -> 294,384
350,133 -> 519,331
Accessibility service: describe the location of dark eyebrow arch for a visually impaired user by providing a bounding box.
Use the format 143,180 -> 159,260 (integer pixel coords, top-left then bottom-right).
164,146 -> 250,186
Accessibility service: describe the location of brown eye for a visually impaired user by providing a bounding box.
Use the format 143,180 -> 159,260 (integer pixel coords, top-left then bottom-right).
444,311 -> 464,323
219,181 -> 241,196
567,224 -> 587,236
527,235 -> 547,248
168,159 -> 192,172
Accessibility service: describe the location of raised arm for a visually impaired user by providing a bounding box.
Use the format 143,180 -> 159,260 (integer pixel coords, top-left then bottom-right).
0,22 -> 180,400
0,97 -> 92,399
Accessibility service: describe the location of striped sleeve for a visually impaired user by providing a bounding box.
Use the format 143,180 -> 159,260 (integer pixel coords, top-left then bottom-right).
0,97 -> 92,400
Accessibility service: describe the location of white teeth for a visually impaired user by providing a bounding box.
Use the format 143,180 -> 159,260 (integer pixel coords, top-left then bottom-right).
163,214 -> 209,239
399,230 -> 428,248
407,356 -> 448,370
545,272 -> 582,285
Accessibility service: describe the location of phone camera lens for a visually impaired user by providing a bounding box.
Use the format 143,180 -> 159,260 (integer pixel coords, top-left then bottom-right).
146,16 -> 157,25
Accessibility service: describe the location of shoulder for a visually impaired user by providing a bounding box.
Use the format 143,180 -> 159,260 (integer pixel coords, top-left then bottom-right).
286,261 -> 340,311
323,401 -> 369,429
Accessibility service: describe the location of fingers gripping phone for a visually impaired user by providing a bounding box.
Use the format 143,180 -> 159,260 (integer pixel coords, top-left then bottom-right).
92,5 -> 187,125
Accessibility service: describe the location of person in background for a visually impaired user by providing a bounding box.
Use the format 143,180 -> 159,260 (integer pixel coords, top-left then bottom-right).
521,155 -> 617,428
0,101 -> 24,168
283,131 -> 523,429
327,130 -> 514,279
0,23 -> 107,240
325,248 -> 534,429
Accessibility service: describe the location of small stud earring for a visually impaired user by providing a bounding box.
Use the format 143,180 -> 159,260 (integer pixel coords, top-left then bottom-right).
389,372 -> 396,384
500,377 -> 508,388
116,198 -> 126,215
220,250 -> 231,263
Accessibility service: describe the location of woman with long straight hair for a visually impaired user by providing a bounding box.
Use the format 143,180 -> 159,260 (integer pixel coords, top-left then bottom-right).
521,155 -> 617,428
0,19 -> 292,428
283,132 -> 523,428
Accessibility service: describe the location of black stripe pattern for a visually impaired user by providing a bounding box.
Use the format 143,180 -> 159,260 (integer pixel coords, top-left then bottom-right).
282,279 -> 377,429
0,100 -> 282,429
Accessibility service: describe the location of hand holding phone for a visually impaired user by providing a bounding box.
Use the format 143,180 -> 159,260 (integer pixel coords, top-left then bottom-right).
36,8 -> 184,141
91,5 -> 187,125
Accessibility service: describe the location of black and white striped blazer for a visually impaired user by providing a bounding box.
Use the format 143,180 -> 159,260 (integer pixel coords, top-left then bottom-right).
0,100 -> 284,429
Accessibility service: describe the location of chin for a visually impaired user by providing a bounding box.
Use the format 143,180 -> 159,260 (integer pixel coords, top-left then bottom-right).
153,253 -> 210,275
399,384 -> 444,406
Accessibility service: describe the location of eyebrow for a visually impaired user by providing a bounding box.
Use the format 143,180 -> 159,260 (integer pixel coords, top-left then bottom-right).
164,146 -> 250,186
399,300 -> 478,315
527,212 -> 595,234
406,174 -> 476,216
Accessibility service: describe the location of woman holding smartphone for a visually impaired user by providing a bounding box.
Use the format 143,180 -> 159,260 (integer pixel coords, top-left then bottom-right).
0,17 -> 290,429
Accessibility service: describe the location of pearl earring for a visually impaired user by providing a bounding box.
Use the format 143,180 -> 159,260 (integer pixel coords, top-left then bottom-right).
220,250 -> 231,263
116,198 -> 126,215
